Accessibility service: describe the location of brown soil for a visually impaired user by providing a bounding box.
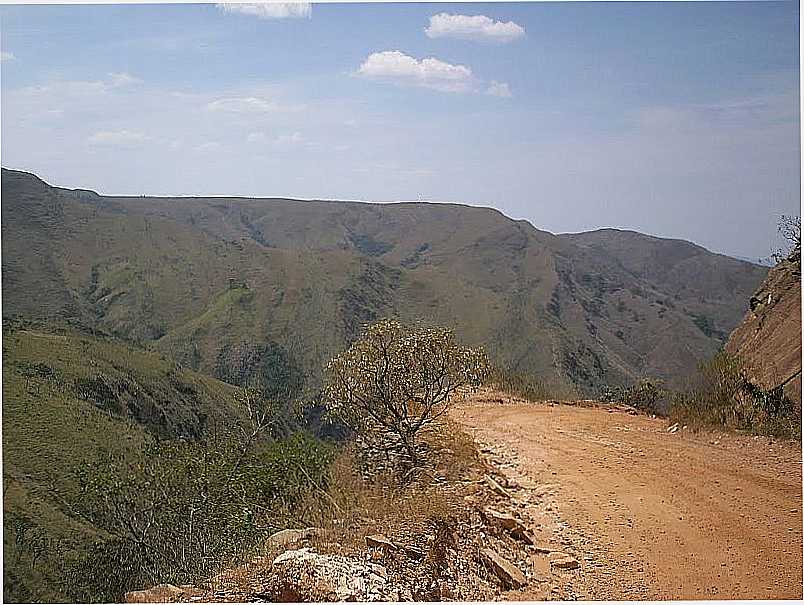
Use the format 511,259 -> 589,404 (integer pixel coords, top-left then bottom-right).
453,391 -> 803,600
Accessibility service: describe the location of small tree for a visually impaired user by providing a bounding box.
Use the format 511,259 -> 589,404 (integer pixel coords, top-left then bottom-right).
771,214 -> 801,264
323,318 -> 490,464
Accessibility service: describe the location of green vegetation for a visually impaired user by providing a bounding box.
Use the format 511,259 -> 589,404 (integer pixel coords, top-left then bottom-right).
1,323 -> 331,602
670,352 -> 800,439
63,433 -> 332,602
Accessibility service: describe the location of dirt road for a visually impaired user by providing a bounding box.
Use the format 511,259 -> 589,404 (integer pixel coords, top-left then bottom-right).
453,392 -> 803,600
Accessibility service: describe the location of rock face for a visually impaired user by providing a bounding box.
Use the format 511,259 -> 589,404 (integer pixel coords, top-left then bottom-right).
267,547 -> 396,602
725,253 -> 801,404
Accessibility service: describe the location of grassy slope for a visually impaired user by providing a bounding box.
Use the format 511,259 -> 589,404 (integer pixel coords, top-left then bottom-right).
2,322 -> 247,602
2,168 -> 768,394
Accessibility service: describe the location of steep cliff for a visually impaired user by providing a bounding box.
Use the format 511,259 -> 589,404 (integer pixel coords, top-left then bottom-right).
725,251 -> 801,404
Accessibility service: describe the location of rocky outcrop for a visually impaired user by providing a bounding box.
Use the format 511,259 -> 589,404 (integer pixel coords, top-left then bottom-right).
124,584 -> 199,603
725,253 -> 801,404
267,548 -> 397,602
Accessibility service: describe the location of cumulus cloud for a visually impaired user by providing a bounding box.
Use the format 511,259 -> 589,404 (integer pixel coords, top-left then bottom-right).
216,2 -> 311,19
357,50 -> 475,93
1,51 -> 15,62
206,96 -> 278,113
88,129 -> 149,146
357,51 -> 511,97
425,13 -> 525,43
108,72 -> 143,87
485,81 -> 512,98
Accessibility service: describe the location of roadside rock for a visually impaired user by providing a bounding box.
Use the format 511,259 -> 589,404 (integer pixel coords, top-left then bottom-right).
124,584 -> 184,603
485,475 -> 513,499
365,534 -> 397,551
268,547 -> 393,601
532,542 -> 554,554
482,507 -> 534,543
480,548 -> 527,589
548,552 -> 580,570
267,527 -> 327,549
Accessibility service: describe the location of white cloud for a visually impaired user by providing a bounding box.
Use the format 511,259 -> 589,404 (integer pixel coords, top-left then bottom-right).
1,51 -> 15,62
357,50 -> 475,93
485,81 -> 512,98
216,2 -> 311,19
206,96 -> 278,113
425,13 -> 525,43
88,129 -> 149,146
109,72 -> 143,87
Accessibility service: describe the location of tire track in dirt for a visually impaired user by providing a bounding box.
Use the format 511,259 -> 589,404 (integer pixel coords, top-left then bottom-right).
453,392 -> 803,600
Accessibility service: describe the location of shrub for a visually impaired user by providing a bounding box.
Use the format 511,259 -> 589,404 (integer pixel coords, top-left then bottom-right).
602,378 -> 666,414
59,390 -> 334,602
670,352 -> 800,439
323,318 -> 490,465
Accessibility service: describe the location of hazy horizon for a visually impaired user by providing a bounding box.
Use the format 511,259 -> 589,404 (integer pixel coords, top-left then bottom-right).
1,1 -> 800,260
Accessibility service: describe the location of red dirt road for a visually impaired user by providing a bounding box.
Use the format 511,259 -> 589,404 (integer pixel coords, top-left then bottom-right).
453,393 -> 803,600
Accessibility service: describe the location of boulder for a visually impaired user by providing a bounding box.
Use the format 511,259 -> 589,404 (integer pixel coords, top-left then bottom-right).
480,548 -> 527,589
124,584 -> 184,603
268,528 -> 307,548
482,508 -> 519,531
267,527 -> 326,549
365,534 -> 397,551
269,547 -> 390,601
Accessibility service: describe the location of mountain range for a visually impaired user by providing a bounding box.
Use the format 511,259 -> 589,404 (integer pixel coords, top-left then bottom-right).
2,168 -> 767,396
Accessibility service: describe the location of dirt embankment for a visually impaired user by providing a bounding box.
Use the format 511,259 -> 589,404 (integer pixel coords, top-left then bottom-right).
453,391 -> 803,600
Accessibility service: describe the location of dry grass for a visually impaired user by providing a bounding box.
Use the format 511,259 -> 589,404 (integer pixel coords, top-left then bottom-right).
210,418 -> 514,601
290,418 -> 484,553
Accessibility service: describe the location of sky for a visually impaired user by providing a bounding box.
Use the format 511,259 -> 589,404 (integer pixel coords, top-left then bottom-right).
0,1 -> 800,260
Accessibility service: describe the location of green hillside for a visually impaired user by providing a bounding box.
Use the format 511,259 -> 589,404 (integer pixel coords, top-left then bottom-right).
2,320 -> 249,602
2,168 -> 767,395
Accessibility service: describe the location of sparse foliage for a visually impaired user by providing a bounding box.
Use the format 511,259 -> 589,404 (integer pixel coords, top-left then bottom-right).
323,318 -> 490,464
771,214 -> 801,264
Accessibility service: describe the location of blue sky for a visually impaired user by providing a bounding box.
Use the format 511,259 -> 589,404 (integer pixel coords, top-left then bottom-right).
0,1 -> 799,259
